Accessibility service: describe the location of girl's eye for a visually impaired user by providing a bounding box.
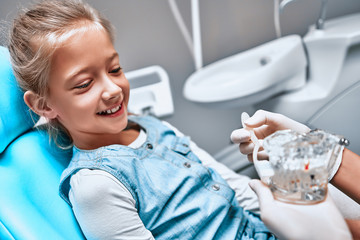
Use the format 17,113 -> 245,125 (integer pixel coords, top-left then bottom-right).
75,80 -> 92,89
110,67 -> 122,74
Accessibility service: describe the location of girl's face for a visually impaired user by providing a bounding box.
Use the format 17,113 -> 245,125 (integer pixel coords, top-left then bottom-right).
46,27 -> 130,149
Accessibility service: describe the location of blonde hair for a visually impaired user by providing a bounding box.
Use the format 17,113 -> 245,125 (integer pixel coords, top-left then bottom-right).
8,0 -> 115,148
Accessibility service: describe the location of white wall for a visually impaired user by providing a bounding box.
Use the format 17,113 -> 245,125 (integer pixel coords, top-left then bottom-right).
1,0 -> 360,155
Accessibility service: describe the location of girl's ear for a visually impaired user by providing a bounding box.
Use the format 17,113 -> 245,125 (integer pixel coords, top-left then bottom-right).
24,91 -> 57,119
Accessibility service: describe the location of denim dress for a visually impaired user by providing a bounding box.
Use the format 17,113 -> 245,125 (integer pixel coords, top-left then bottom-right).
59,115 -> 276,240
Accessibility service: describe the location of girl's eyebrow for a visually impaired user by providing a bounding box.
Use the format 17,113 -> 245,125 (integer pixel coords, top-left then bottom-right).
65,67 -> 91,85
107,52 -> 119,64
65,52 -> 119,84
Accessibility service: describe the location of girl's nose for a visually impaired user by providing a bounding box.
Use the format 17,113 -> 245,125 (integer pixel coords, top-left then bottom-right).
101,76 -> 122,101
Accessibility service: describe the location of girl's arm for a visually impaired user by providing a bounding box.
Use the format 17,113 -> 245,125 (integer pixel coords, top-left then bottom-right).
69,169 -> 154,240
331,148 -> 360,204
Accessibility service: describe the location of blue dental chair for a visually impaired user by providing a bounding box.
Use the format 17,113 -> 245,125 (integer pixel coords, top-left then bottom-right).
0,46 -> 85,239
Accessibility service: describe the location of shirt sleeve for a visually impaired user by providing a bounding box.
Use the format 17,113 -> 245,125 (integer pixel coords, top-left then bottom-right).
69,169 -> 155,240
161,121 -> 260,213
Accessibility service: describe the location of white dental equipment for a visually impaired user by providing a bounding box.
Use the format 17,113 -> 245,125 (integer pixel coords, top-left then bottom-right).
126,65 -> 174,118
171,0 -> 307,107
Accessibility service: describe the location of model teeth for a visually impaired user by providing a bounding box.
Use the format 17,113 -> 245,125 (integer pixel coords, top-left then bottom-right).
98,105 -> 121,115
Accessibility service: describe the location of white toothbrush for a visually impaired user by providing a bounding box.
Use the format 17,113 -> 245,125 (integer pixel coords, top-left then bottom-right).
241,112 -> 274,184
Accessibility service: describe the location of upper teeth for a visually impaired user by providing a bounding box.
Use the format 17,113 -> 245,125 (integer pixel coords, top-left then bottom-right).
98,105 -> 121,115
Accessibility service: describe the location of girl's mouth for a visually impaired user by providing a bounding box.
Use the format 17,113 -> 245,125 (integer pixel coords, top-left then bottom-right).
97,104 -> 122,116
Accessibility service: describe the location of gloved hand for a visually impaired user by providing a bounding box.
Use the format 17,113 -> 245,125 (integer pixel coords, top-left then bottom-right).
230,110 -> 310,161
249,179 -> 352,240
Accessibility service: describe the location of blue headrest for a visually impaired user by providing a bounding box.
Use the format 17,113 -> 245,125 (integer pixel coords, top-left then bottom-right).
0,129 -> 83,239
0,46 -> 39,153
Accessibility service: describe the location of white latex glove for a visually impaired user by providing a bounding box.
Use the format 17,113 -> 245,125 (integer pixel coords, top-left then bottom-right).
249,179 -> 352,240
230,110 -> 310,161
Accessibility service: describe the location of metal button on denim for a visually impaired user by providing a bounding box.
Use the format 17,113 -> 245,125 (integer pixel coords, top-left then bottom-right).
212,184 -> 220,191
183,162 -> 191,168
146,143 -> 153,150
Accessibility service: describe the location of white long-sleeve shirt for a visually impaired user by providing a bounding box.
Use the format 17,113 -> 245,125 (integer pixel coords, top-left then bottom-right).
69,122 -> 260,240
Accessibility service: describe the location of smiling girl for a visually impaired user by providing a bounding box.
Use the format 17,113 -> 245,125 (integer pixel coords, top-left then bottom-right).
8,0 -> 275,239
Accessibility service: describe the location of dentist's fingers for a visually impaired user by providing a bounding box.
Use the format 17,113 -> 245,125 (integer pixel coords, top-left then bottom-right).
239,141 -> 253,155
243,110 -> 280,128
239,139 -> 265,154
247,149 -> 268,162
248,179 -> 274,204
230,128 -> 250,143
245,110 -> 311,134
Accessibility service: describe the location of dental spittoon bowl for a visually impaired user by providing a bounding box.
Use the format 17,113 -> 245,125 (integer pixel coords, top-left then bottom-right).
183,35 -> 307,108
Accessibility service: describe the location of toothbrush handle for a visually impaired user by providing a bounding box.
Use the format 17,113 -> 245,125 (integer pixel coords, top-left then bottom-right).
251,131 -> 274,185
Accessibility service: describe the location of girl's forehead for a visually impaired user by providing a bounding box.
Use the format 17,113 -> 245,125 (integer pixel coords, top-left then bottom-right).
30,22 -> 112,63
49,27 -> 117,80
54,22 -> 108,47
50,28 -> 112,63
